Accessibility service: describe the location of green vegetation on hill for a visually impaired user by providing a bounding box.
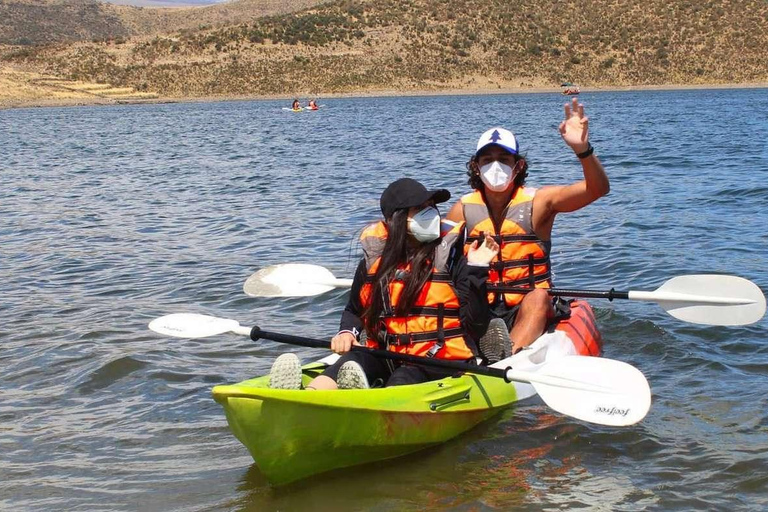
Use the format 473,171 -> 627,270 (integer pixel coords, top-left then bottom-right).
0,0 -> 328,45
3,0 -> 768,98
0,0 -> 131,45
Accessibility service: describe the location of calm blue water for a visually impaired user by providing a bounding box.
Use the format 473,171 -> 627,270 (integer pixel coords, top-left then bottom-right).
1,89 -> 767,511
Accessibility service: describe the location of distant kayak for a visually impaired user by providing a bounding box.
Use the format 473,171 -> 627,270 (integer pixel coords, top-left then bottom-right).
561,83 -> 580,95
282,105 -> 325,112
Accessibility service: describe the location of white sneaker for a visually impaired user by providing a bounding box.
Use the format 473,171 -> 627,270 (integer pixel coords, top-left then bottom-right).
268,353 -> 302,389
337,361 -> 370,389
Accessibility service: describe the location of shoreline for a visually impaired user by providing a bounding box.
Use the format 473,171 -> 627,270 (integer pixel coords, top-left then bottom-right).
2,81 -> 767,111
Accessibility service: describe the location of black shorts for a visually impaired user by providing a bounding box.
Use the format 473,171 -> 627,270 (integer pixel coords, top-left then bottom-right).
493,303 -> 521,331
321,350 -> 461,387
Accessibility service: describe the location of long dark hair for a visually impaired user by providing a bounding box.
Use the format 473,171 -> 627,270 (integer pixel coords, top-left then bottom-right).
363,208 -> 441,339
466,153 -> 529,190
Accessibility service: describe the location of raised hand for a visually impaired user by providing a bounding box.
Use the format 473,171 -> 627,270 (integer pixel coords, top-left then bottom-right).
559,96 -> 590,154
467,234 -> 500,266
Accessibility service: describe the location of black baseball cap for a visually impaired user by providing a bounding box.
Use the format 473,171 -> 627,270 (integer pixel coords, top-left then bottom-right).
380,178 -> 451,219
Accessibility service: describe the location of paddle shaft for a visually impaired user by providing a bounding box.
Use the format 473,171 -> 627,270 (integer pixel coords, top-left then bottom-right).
492,286 -> 628,300
250,327 -> 510,381
493,286 -> 757,305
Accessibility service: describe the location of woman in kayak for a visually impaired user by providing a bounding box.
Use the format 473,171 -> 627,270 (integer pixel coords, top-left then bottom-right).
269,177 -> 500,390
291,99 -> 301,111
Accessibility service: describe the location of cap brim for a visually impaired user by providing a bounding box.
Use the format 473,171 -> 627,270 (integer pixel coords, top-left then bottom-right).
429,188 -> 451,205
475,142 -> 518,157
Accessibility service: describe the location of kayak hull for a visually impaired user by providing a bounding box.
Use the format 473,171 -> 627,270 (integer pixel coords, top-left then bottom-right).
212,301 -> 601,484
215,365 -> 514,484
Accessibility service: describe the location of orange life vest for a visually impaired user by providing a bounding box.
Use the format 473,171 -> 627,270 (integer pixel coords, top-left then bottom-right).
460,188 -> 552,306
358,221 -> 476,360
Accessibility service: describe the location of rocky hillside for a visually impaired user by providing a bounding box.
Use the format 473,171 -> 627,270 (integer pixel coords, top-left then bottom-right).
2,0 -> 767,98
0,0 -> 326,44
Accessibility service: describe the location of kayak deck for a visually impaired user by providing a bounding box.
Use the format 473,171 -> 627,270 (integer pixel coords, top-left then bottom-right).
213,363 -> 518,484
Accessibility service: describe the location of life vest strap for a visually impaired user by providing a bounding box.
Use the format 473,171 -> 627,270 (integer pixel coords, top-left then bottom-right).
384,327 -> 465,346
467,233 -> 540,244
383,306 -> 460,318
488,271 -> 552,290
364,271 -> 452,284
427,303 -> 446,358
490,256 -> 550,272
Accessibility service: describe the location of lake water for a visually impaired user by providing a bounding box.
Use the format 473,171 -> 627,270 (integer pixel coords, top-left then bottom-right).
2,89 -> 767,511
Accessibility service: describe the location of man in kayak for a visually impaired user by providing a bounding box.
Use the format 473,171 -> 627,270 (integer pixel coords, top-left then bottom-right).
446,97 -> 609,361
307,99 -> 319,110
269,177 -> 500,389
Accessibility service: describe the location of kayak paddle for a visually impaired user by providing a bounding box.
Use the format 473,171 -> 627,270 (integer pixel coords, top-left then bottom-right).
243,264 -> 765,326
494,274 -> 765,326
149,313 -> 651,427
244,264 -> 353,297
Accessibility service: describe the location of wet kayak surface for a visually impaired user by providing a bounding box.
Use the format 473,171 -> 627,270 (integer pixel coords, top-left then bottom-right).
2,89 -> 768,510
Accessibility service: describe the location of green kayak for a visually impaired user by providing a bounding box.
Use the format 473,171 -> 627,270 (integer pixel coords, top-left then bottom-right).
212,301 -> 602,485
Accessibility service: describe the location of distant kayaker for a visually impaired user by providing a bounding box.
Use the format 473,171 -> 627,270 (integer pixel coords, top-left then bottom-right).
446,96 -> 609,361
307,99 -> 319,110
291,99 -> 301,111
268,177 -> 500,390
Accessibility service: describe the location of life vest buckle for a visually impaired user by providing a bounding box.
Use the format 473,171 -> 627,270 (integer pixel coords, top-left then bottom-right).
386,333 -> 413,346
490,261 -> 505,271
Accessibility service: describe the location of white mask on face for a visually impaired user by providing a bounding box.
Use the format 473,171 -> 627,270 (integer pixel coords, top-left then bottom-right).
479,160 -> 514,192
407,206 -> 441,242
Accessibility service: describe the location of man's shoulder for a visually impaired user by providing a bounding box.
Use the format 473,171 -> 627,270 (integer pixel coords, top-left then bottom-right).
530,184 -> 562,202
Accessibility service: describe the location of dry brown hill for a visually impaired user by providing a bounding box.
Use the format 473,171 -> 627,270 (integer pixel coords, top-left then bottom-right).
3,0 -> 768,100
0,0 -> 327,44
113,0 -> 328,37
0,0 -> 132,44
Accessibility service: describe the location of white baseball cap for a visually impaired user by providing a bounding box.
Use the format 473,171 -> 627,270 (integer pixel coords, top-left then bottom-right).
475,127 -> 519,156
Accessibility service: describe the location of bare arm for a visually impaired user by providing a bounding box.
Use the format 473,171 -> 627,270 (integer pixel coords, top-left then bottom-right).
533,98 -> 609,237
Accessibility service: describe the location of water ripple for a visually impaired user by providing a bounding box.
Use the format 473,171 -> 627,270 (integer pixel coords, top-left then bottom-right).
1,89 -> 767,510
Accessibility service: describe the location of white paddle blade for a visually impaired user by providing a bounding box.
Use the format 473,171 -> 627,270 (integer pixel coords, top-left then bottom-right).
528,356 -> 651,427
648,274 -> 766,326
149,313 -> 241,338
243,264 -> 350,297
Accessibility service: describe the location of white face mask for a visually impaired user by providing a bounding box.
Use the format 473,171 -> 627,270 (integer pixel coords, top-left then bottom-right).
479,160 -> 514,192
407,206 -> 441,242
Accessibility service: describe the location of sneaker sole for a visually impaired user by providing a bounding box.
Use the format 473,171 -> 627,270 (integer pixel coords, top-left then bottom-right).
269,353 -> 302,389
479,318 -> 511,364
337,362 -> 369,390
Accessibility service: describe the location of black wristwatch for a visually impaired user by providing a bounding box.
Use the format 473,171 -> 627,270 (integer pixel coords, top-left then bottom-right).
576,142 -> 594,159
